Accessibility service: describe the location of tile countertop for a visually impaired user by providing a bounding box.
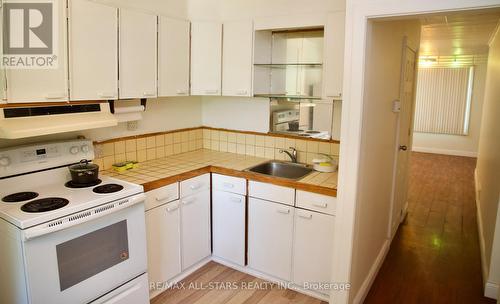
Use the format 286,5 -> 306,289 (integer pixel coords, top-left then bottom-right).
101,149 -> 338,196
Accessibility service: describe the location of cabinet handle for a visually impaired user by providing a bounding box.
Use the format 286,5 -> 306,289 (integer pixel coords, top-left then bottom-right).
298,213 -> 313,219
223,182 -> 234,189
182,198 -> 195,205
312,202 -> 328,208
166,205 -> 179,212
176,90 -> 188,95
189,183 -> 202,190
143,92 -> 156,97
98,92 -> 116,98
204,89 -> 219,94
276,208 -> 290,214
230,196 -> 242,203
45,93 -> 66,99
155,195 -> 172,202
236,90 -> 248,96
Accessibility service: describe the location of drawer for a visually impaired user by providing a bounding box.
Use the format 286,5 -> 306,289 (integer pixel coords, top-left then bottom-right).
180,173 -> 210,198
248,181 -> 295,206
145,182 -> 179,211
296,190 -> 336,215
212,173 -> 246,195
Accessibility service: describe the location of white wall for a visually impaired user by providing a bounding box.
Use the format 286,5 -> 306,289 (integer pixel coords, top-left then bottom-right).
348,19 -> 421,303
476,26 -> 500,299
412,62 -> 488,157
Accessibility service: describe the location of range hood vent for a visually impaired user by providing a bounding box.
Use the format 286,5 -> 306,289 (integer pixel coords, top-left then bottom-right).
0,103 -> 118,139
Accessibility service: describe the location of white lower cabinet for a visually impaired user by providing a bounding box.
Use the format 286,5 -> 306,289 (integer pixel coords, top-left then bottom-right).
212,190 -> 246,266
292,209 -> 335,294
145,200 -> 181,289
248,197 -> 294,281
180,189 -> 211,270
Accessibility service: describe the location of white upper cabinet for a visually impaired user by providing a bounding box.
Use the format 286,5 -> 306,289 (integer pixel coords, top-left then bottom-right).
119,9 -> 157,99
222,21 -> 253,97
323,12 -> 345,99
158,17 -> 190,97
6,0 -> 68,103
68,0 -> 118,101
190,21 -> 222,96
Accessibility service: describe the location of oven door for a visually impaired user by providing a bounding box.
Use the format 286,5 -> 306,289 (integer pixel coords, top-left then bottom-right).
22,197 -> 147,304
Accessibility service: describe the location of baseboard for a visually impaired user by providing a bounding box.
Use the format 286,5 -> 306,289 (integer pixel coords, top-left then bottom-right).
352,239 -> 391,304
485,281 -> 499,299
412,146 -> 477,157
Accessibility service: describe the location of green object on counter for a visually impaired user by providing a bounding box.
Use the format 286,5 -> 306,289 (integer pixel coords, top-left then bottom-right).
112,161 -> 139,172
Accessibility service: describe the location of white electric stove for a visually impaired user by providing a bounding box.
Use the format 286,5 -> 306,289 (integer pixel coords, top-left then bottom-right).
0,140 -> 149,304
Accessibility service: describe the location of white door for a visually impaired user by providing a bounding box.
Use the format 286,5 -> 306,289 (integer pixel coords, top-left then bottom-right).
190,21 -> 222,96
119,9 -> 157,99
222,21 -> 253,97
212,190 -> 245,266
390,42 -> 417,237
248,198 -> 294,281
68,0 -> 118,101
6,0 -> 68,103
323,12 -> 345,99
158,17 -> 190,97
0,3 -> 6,103
292,209 -> 335,294
145,200 -> 181,290
180,190 -> 211,270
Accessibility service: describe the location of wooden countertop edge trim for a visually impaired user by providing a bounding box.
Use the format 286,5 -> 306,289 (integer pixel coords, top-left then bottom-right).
93,126 -> 341,145
141,165 -> 337,197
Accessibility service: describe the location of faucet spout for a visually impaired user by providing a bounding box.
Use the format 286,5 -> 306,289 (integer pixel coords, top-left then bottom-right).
279,147 -> 298,163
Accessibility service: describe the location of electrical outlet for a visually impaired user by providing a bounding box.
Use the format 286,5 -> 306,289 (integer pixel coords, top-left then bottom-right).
127,121 -> 138,131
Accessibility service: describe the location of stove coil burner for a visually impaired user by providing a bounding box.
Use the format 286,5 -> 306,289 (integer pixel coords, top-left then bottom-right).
2,192 -> 39,203
21,197 -> 70,213
93,184 -> 124,194
65,179 -> 102,189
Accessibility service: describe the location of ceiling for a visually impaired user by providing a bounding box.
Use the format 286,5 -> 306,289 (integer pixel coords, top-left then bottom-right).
419,10 -> 500,56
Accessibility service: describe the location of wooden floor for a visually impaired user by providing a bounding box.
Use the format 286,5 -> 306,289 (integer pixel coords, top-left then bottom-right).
365,152 -> 495,304
151,262 -> 328,304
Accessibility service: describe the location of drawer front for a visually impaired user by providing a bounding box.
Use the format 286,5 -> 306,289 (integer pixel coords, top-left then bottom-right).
145,182 -> 179,210
296,190 -> 336,215
248,181 -> 295,206
212,174 -> 246,195
180,173 -> 210,198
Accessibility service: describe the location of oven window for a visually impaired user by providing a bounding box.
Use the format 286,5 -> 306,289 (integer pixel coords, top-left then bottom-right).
56,220 -> 129,291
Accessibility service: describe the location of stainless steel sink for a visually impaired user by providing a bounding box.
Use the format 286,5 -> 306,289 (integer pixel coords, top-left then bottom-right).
245,161 -> 313,180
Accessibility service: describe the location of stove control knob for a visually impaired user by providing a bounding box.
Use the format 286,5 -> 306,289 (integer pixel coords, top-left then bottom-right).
0,156 -> 10,167
81,145 -> 90,153
69,146 -> 80,155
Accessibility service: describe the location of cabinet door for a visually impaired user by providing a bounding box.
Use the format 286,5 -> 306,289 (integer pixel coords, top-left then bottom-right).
181,190 -> 211,270
145,200 -> 182,290
293,209 -> 335,294
323,12 -> 345,99
222,21 -> 253,97
212,190 -> 245,266
190,21 -> 222,96
158,17 -> 190,97
119,9 -> 157,99
248,198 -> 294,281
69,0 -> 118,101
6,0 -> 68,103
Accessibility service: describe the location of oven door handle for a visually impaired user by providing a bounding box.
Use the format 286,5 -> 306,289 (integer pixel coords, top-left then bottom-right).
23,193 -> 146,241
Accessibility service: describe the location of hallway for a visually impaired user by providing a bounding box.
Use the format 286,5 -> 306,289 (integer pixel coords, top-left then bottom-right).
364,152 -> 495,303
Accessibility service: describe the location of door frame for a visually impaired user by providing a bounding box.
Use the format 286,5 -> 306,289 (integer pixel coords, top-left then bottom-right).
332,1 -> 500,304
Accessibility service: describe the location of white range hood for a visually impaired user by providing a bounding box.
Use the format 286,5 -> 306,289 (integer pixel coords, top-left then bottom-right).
0,103 -> 118,139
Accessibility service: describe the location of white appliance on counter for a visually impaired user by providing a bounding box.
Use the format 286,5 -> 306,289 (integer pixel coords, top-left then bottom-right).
0,140 -> 149,304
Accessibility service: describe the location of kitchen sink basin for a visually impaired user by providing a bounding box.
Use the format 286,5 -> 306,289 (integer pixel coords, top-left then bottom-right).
245,161 -> 313,180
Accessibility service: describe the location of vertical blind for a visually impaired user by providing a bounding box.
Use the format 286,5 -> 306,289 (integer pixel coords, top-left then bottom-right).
414,67 -> 474,135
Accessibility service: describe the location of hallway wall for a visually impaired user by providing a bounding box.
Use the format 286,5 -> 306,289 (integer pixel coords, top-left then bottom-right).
476,25 -> 500,299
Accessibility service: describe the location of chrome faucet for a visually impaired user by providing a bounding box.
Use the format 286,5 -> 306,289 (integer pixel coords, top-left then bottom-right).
279,147 -> 298,163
